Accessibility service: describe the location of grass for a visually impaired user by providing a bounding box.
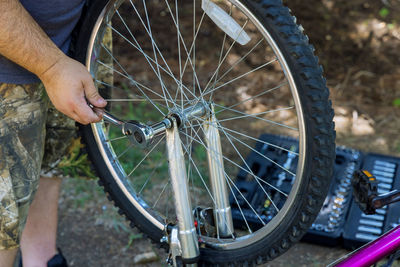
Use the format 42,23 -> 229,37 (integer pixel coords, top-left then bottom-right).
58,138 -> 97,179
393,98 -> 400,108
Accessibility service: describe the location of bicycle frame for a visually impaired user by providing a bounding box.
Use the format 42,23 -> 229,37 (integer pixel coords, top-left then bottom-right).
329,224 -> 400,267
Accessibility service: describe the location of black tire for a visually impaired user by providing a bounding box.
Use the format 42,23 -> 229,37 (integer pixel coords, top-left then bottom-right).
73,0 -> 335,265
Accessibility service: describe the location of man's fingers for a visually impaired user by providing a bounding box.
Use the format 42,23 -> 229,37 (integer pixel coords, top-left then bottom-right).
70,78 -> 106,124
73,97 -> 102,124
83,78 -> 107,108
92,106 -> 105,118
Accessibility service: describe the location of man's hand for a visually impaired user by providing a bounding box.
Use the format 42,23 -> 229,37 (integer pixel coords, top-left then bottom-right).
39,56 -> 107,125
0,0 -> 106,124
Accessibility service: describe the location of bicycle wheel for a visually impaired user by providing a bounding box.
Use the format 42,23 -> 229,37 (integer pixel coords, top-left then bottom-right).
74,0 -> 335,265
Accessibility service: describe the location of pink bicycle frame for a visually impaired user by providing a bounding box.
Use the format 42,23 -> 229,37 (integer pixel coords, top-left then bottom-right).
329,225 -> 400,267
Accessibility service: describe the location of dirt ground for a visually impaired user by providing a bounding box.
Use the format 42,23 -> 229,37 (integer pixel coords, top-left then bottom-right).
56,177 -> 350,267
56,0 -> 400,266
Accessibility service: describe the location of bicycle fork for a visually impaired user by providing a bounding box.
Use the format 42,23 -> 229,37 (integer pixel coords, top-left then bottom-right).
203,107 -> 234,238
165,104 -> 234,265
166,118 -> 200,264
93,103 -> 234,264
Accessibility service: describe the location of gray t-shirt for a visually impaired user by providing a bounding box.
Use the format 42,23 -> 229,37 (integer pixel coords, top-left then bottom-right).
0,0 -> 86,84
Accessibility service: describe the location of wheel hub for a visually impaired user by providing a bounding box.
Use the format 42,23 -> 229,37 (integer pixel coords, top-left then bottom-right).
170,101 -> 211,128
97,101 -> 212,148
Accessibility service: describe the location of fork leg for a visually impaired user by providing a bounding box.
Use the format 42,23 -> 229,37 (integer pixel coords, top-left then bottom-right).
166,118 -> 199,263
204,108 -> 234,237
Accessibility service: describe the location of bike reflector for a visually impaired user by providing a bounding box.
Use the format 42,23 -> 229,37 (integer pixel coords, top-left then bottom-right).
202,0 -> 251,45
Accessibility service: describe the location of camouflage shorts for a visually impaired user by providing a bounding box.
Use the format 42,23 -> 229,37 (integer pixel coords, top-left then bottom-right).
0,83 -> 76,250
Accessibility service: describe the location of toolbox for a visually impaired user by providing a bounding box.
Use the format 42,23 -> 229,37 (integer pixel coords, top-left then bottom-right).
230,134 -> 400,248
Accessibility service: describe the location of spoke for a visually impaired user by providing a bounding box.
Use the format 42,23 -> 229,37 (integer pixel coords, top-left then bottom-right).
204,18 -> 249,95
192,0 -> 197,97
179,138 -> 216,205
96,60 -> 126,79
181,122 -> 233,215
222,129 -> 295,177
96,78 -> 187,107
185,119 -> 289,197
115,9 -> 175,110
182,82 -> 289,128
96,79 -> 160,103
214,38 -> 265,86
213,103 -> 298,132
224,171 -> 265,226
139,160 -> 166,195
218,106 -> 295,123
112,10 -> 191,104
98,45 -> 168,102
191,120 -> 282,204
134,2 -> 174,110
180,128 -> 267,226
190,130 -> 288,197
195,121 -> 289,198
163,0 -> 203,96
181,9 -> 207,93
152,180 -> 170,209
96,60 -> 166,115
180,6 -> 251,109
99,43 -> 171,111
208,125 -> 298,156
202,59 -> 278,97
215,81 -> 288,115
208,4 -> 232,101
218,122 -> 279,212
115,144 -> 134,160
105,135 -> 127,143
100,43 -> 131,78
179,132 -> 234,239
173,0 -> 184,110
127,136 -> 165,177
225,177 -> 253,234
106,23 -> 195,100
182,125 -> 203,158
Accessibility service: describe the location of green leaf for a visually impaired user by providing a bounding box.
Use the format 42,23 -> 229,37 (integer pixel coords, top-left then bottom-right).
379,7 -> 389,18
126,233 -> 143,248
393,98 -> 400,107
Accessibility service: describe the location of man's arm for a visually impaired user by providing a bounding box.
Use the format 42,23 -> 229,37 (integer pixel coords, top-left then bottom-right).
0,0 -> 106,124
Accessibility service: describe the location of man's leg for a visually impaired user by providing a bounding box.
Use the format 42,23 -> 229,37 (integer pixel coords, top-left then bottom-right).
18,96 -> 77,267
20,177 -> 61,267
0,83 -> 48,267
